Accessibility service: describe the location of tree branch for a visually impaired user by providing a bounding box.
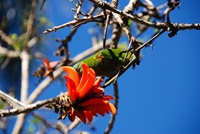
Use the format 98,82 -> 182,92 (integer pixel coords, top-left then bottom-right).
12,0 -> 38,133
0,90 -> 25,108
88,0 -> 200,31
20,51 -> 31,103
43,13 -> 104,34
0,30 -> 14,46
0,96 -> 59,117
0,45 -> 20,58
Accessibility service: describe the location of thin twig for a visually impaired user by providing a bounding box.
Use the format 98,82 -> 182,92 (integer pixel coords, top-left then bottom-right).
57,27 -> 78,63
104,81 -> 118,134
0,30 -> 14,46
113,40 -> 133,83
43,14 -> 103,34
103,13 -> 111,48
112,12 -> 142,50
135,29 -> 166,52
111,0 -> 138,48
24,0 -> 37,48
88,5 -> 97,16
40,0 -> 46,10
74,0 -> 83,19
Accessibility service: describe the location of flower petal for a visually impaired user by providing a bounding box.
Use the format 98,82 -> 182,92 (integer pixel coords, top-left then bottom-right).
76,63 -> 90,92
68,114 -> 75,122
69,107 -> 75,116
49,61 -> 59,68
103,95 -> 114,100
43,70 -> 52,77
108,102 -> 117,115
90,86 -> 104,95
68,108 -> 75,122
93,78 -> 103,87
91,112 -> 98,117
62,66 -> 80,87
80,98 -> 108,107
84,106 -> 106,116
83,103 -> 113,116
64,76 -> 77,101
43,58 -> 50,69
78,73 -> 95,99
89,68 -> 96,78
76,111 -> 86,124
83,111 -> 93,122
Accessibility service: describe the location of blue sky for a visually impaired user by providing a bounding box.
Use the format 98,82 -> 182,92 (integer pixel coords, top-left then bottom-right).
41,0 -> 200,134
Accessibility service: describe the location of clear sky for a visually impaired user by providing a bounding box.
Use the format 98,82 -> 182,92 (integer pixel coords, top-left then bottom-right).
41,0 -> 200,134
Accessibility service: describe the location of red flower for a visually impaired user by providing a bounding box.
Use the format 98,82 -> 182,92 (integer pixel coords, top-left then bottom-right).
43,58 -> 59,78
62,63 -> 116,124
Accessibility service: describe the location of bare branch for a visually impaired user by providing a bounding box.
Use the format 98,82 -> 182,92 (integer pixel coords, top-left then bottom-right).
88,0 -> 157,27
124,0 -> 139,13
103,12 -> 111,48
0,30 -> 14,46
13,41 -> 31,134
88,0 -> 200,31
27,37 -> 39,48
43,13 -> 104,34
74,0 -> 83,19
12,114 -> 26,134
24,0 -> 37,46
111,0 -> 138,48
0,96 -> 58,117
0,90 -> 25,108
20,50 -> 31,103
111,22 -> 121,48
40,0 -> 46,10
135,29 -> 165,51
112,12 -> 141,49
103,0 -> 118,48
64,118 -> 81,133
0,45 -> 20,58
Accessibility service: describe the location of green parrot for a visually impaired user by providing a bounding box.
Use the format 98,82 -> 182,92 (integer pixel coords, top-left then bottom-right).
73,48 -> 136,78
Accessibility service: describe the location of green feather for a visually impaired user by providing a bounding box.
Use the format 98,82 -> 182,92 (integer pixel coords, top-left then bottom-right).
73,48 -> 135,77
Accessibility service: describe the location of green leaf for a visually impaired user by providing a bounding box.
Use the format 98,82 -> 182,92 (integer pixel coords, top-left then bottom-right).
154,28 -> 159,33
31,117 -> 42,124
0,100 -> 4,109
0,56 -> 5,64
10,33 -> 18,41
39,16 -> 48,24
127,19 -> 133,28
